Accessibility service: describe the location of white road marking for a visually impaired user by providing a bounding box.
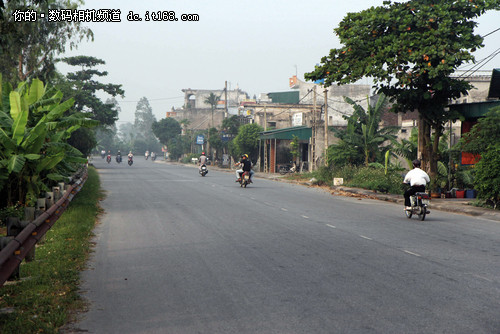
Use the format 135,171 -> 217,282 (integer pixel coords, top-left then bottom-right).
404,250 -> 421,257
326,224 -> 336,229
281,208 -> 288,212
360,235 -> 372,240
301,215 -> 309,219
472,274 -> 493,282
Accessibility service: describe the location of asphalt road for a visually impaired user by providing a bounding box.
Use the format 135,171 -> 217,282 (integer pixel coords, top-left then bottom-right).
69,156 -> 500,334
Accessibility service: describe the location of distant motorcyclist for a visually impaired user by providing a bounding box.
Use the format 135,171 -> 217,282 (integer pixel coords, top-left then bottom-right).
145,150 -> 149,160
101,149 -> 106,159
116,150 -> 122,163
151,151 -> 156,161
199,152 -> 208,173
235,154 -> 254,183
403,159 -> 430,210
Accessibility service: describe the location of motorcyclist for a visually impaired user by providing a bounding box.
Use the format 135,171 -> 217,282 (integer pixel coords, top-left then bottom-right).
145,150 -> 149,160
128,151 -> 134,160
235,154 -> 254,183
116,150 -> 122,163
151,151 -> 156,161
199,152 -> 208,173
403,159 -> 430,210
101,149 -> 106,158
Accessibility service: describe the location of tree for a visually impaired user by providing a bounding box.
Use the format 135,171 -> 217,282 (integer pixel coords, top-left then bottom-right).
0,76 -> 97,206
57,56 -> 124,126
134,97 -> 160,151
151,118 -> 182,145
0,0 -> 93,83
221,115 -> 241,136
474,143 -> 500,209
305,0 -> 500,184
327,94 -> 398,167
460,107 -> 500,154
204,92 -> 220,128
345,94 -> 398,166
231,123 -> 263,162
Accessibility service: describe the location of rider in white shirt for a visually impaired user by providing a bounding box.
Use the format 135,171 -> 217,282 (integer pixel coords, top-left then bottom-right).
403,159 -> 430,210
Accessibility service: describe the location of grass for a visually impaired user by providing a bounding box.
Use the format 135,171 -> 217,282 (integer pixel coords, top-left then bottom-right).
0,166 -> 102,334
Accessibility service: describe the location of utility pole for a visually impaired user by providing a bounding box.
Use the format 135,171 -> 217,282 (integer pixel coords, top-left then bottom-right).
324,87 -> 328,166
311,86 -> 317,171
263,105 -> 268,173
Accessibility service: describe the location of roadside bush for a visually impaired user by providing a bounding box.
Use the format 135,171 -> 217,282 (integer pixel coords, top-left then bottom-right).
330,165 -> 404,194
474,144 -> 500,209
181,153 -> 199,164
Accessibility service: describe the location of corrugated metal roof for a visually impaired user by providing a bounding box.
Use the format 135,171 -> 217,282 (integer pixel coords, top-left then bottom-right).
267,91 -> 300,104
487,68 -> 500,99
260,126 -> 312,140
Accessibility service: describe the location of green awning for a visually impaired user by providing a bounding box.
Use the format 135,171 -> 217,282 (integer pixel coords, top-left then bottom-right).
449,100 -> 500,119
260,126 -> 312,140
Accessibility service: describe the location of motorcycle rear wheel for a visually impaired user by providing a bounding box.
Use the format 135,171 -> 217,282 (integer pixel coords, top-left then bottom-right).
418,208 -> 426,221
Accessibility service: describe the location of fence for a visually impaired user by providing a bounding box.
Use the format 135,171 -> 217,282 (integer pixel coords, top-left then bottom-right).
0,168 -> 88,287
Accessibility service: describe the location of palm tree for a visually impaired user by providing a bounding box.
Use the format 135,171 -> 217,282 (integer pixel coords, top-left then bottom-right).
203,93 -> 220,158
204,93 -> 220,128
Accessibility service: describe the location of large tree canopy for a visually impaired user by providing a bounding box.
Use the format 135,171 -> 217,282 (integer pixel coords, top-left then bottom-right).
306,0 -> 500,183
0,0 -> 93,83
152,117 -> 182,145
57,55 -> 124,126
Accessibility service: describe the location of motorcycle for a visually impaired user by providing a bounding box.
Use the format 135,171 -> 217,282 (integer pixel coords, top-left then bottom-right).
405,192 -> 430,221
116,155 -> 122,163
106,154 -> 111,163
279,163 -> 296,175
151,154 -> 156,161
239,171 -> 251,188
199,164 -> 208,176
101,151 -> 106,159
128,156 -> 133,166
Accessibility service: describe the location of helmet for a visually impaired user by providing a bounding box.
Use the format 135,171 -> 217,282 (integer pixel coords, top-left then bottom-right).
241,154 -> 248,159
202,152 -> 205,155
412,159 -> 421,168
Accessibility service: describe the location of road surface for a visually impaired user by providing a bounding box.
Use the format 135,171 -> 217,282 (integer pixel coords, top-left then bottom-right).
68,157 -> 500,333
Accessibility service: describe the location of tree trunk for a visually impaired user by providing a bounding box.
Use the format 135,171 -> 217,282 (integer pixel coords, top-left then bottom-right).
418,113 -> 439,191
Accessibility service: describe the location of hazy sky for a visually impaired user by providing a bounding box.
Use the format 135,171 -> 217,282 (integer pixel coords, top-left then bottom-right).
57,0 -> 500,124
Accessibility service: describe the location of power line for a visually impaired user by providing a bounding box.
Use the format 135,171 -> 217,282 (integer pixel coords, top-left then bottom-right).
118,96 -> 184,103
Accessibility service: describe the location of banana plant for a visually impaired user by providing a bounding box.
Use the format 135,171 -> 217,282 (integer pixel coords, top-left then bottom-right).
0,75 -> 98,206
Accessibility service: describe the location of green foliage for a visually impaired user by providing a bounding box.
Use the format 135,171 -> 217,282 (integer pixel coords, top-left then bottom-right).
343,166 -> 405,194
221,115 -> 241,136
181,153 -> 199,164
152,117 -> 182,145
0,0 -> 94,83
393,127 -> 418,168
208,127 -> 224,158
460,107 -> 500,154
306,0 -> 499,179
0,167 -> 102,333
204,92 -> 220,111
56,56 -> 124,126
327,93 -> 398,167
166,134 -> 191,161
0,76 -> 95,206
231,123 -> 263,161
474,144 -> 500,209
290,135 -> 300,161
311,164 -> 405,194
